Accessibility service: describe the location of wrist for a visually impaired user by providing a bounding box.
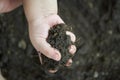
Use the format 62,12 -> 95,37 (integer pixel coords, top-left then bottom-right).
23,0 -> 58,23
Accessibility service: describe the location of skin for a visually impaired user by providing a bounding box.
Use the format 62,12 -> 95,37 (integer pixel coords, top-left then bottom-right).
0,0 -> 76,73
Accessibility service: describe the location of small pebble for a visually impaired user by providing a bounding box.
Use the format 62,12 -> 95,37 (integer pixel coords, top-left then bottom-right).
18,39 -> 26,49
94,71 -> 99,78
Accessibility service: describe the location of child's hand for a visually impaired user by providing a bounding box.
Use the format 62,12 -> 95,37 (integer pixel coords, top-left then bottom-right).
0,0 -> 77,73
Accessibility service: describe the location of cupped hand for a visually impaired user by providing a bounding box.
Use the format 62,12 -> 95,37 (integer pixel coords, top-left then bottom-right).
28,14 -> 76,61
29,14 -> 76,73
0,0 -> 77,73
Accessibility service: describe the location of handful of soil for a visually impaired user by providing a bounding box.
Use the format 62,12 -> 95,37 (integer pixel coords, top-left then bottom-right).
40,24 -> 75,72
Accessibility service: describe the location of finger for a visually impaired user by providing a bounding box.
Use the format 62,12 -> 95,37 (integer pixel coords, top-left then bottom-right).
36,38 -> 61,61
69,45 -> 77,55
66,31 -> 76,43
65,59 -> 73,67
48,69 -> 58,73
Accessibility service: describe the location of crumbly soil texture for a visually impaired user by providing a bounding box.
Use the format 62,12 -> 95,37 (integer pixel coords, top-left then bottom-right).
40,24 -> 73,71
0,0 -> 120,80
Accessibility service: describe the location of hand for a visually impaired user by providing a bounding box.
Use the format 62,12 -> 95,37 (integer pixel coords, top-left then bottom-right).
0,0 -> 77,73
30,14 -> 76,73
29,14 -> 76,60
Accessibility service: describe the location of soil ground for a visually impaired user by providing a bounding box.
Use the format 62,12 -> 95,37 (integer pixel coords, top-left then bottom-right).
0,0 -> 120,80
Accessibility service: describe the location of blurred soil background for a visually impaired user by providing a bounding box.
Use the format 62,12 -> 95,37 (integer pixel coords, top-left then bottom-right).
0,0 -> 120,80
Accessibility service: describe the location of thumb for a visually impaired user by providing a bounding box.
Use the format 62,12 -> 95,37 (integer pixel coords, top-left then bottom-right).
30,35 -> 61,61
38,38 -> 61,61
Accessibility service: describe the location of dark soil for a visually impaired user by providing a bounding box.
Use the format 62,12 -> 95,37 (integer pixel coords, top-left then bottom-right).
0,0 -> 120,80
40,24 -> 73,71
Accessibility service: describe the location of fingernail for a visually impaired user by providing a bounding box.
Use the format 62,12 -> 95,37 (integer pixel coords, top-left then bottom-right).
49,69 -> 58,73
53,50 -> 61,61
68,62 -> 72,66
66,59 -> 73,66
69,45 -> 76,54
69,46 -> 74,54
